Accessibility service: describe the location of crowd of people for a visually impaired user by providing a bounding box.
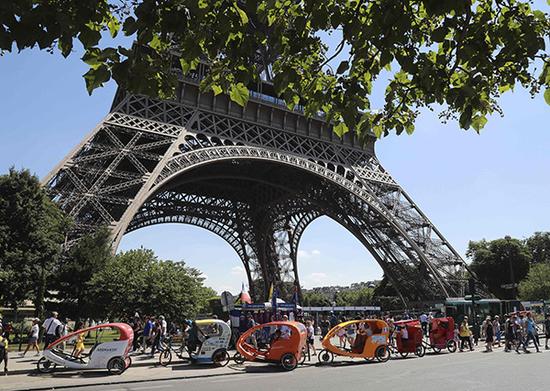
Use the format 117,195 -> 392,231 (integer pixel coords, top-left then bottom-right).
1,309 -> 550,376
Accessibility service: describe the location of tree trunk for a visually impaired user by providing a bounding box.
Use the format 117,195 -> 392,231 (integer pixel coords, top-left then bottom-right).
35,264 -> 47,319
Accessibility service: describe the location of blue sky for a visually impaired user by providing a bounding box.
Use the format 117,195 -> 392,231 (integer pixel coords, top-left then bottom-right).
1,5 -> 549,294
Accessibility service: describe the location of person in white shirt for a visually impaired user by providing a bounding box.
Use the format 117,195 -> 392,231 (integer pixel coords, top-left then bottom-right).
21,318 -> 41,357
42,312 -> 62,348
419,313 -> 429,336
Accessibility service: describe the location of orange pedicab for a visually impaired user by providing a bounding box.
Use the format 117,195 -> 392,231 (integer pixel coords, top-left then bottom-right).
318,319 -> 390,364
236,321 -> 307,371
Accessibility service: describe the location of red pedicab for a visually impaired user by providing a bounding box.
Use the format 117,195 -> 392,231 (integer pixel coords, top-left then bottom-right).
394,319 -> 425,358
425,317 -> 457,353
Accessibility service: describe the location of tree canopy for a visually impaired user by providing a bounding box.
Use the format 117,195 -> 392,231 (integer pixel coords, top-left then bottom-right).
525,231 -> 550,264
1,0 -> 548,139
53,227 -> 112,320
518,262 -> 550,300
0,168 -> 70,317
467,237 -> 530,299
88,248 -> 215,321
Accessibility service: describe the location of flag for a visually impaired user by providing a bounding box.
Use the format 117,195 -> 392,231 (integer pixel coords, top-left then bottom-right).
271,285 -> 279,313
268,283 -> 274,300
291,284 -> 299,307
239,282 -> 252,304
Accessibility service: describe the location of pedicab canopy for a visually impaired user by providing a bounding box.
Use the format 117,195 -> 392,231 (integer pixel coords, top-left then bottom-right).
47,323 -> 133,350
322,319 -> 389,359
237,321 -> 307,363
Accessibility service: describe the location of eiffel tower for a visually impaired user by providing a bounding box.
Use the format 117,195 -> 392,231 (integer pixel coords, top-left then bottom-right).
43,63 -> 474,304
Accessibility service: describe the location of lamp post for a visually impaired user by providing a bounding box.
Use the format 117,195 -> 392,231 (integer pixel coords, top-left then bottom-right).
504,235 -> 517,299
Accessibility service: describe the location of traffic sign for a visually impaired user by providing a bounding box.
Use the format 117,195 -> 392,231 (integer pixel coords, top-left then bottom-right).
220,291 -> 234,310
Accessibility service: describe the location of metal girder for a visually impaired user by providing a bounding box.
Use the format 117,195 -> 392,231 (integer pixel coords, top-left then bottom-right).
44,81 -> 483,304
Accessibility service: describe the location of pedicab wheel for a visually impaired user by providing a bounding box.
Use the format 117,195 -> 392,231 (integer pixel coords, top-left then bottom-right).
159,349 -> 172,366
375,346 -> 391,363
37,357 -> 57,374
280,353 -> 298,371
212,349 -> 231,367
415,345 -> 426,357
399,352 -> 409,358
299,348 -> 307,365
125,355 -> 132,369
318,349 -> 334,365
233,352 -> 245,365
107,357 -> 126,375
447,340 -> 457,353
432,346 -> 442,354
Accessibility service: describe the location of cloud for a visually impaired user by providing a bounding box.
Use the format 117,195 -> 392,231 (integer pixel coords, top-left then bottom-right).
230,266 -> 246,276
308,272 -> 328,284
297,249 -> 321,259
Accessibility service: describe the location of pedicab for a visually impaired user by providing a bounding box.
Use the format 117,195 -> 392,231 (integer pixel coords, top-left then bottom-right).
37,323 -> 133,375
393,319 -> 425,358
425,317 -> 457,353
318,319 -> 390,364
159,319 -> 231,366
236,321 -> 307,371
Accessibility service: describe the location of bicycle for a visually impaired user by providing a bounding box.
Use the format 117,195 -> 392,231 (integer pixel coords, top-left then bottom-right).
158,335 -> 189,366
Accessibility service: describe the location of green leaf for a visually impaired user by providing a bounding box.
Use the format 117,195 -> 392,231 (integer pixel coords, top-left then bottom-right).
471,115 -> 488,133
545,88 -> 550,106
235,4 -> 249,25
333,122 -> 349,137
229,83 -> 249,106
211,84 -> 223,96
107,16 -> 120,38
459,106 -> 473,129
83,65 -> 111,95
78,27 -> 101,48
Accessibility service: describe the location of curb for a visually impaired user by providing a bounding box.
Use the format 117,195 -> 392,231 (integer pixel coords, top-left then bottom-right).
14,371 -> 246,391
6,358 -> 161,376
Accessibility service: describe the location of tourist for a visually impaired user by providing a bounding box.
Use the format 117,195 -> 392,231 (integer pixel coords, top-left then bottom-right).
73,321 -> 86,358
492,315 -> 501,348
329,312 -> 338,329
337,318 -> 347,348
346,321 -> 356,347
0,326 -> 8,375
419,312 -> 429,336
141,316 -> 153,354
42,311 -> 62,349
482,316 -> 493,352
131,315 -> 143,352
159,315 -> 168,347
459,317 -> 473,352
524,313 -> 540,353
320,316 -> 330,339
545,314 -> 550,350
515,314 -> 528,353
21,318 -> 41,357
504,315 -> 514,352
305,320 -> 316,356
150,318 -> 162,357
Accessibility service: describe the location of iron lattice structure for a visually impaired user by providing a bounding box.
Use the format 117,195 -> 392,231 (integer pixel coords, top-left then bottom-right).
44,64 -> 473,304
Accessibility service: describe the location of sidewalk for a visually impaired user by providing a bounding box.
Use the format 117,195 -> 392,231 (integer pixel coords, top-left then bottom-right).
1,350 -> 252,391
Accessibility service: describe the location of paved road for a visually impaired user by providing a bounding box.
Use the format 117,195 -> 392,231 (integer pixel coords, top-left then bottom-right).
64,349 -> 549,391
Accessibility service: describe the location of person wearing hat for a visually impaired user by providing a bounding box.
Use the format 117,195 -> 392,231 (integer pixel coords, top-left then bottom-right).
21,318 -> 41,357
42,311 -> 62,349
